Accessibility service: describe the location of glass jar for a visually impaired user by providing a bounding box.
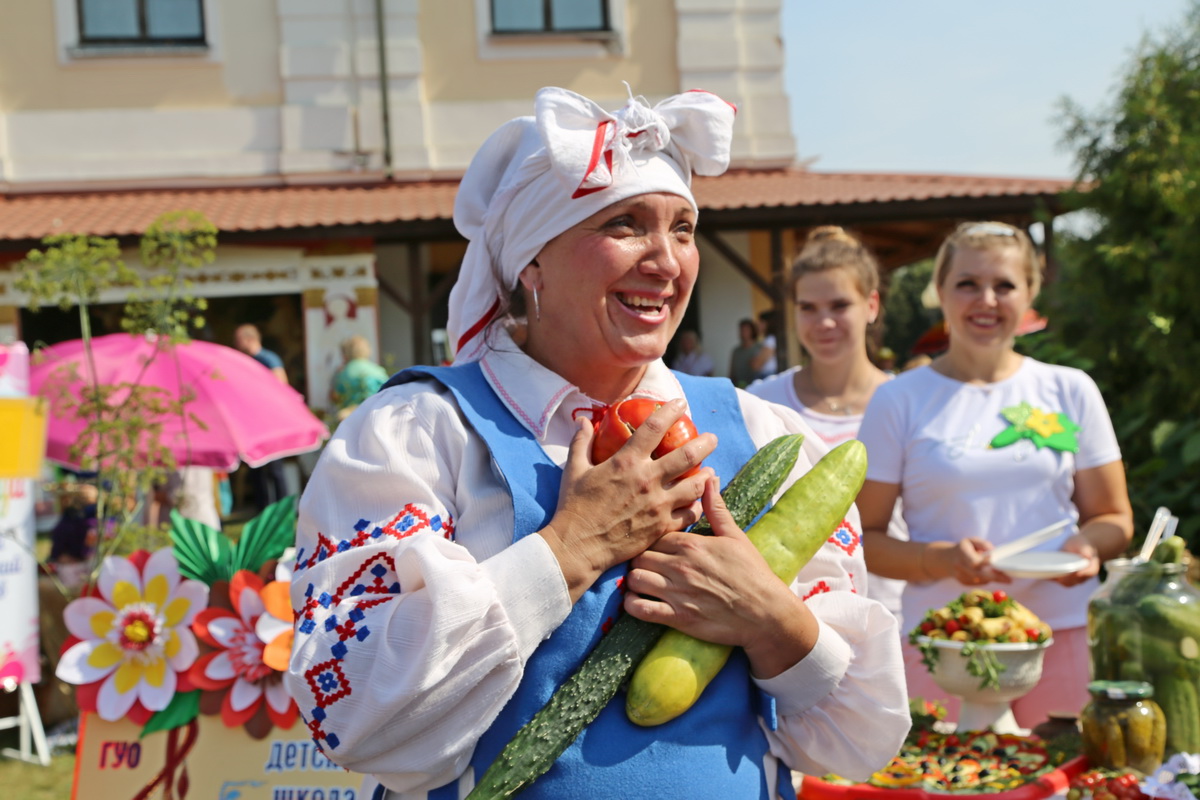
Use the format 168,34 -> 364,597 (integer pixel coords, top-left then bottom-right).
1080,680 -> 1166,773
1087,559 -> 1200,756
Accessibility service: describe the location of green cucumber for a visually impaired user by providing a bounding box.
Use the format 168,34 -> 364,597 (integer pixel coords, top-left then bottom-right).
625,439 -> 867,727
465,433 -> 805,800
1158,673 -> 1200,755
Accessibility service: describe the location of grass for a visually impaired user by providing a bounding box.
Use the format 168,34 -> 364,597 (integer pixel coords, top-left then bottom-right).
0,730 -> 76,800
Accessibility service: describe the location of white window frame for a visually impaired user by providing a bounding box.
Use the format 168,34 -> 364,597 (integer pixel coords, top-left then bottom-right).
474,0 -> 627,60
55,0 -> 222,62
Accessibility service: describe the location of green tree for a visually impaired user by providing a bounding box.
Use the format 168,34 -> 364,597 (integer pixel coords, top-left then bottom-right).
882,258 -> 939,363
17,211 -> 216,595
1031,2 -> 1200,549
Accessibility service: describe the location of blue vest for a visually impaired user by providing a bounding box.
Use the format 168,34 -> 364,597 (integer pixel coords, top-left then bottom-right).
383,363 -> 795,800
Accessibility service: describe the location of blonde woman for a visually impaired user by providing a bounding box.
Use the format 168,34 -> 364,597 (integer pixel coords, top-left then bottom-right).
856,221 -> 1133,727
748,226 -> 908,627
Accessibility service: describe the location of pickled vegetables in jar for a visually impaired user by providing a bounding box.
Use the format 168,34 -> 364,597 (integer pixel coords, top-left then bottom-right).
1080,680 -> 1166,774
1087,544 -> 1200,757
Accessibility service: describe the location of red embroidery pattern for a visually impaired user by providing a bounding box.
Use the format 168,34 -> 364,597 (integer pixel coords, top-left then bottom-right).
802,581 -> 832,601
290,503 -> 455,752
827,518 -> 860,556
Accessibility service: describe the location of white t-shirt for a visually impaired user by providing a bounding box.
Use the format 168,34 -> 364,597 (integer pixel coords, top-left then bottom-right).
857,359 -> 1122,632
748,367 -> 910,628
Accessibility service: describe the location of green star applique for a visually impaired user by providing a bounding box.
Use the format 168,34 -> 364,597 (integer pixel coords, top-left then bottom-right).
989,401 -> 1080,452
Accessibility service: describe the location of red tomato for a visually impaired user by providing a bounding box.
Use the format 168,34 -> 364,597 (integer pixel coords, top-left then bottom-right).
993,589 -> 1009,603
920,620 -> 936,634
943,619 -> 961,635
1025,627 -> 1041,641
590,398 -> 702,478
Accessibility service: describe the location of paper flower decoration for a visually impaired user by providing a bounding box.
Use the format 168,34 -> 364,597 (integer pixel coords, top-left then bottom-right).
56,549 -> 209,723
990,402 -> 1080,452
189,569 -> 298,737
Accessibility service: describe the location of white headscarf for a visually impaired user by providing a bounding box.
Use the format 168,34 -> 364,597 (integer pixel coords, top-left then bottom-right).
448,85 -> 737,362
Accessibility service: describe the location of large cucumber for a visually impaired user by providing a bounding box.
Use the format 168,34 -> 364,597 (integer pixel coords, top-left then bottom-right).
465,433 -> 805,800
624,439 -> 867,727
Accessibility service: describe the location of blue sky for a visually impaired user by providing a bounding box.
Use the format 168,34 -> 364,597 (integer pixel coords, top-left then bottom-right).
781,1 -> 1193,179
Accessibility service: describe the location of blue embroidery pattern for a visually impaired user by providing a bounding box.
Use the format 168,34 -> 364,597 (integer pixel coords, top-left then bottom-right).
827,518 -> 860,556
291,503 -> 455,752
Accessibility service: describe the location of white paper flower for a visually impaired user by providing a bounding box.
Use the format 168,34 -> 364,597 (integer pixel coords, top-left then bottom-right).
56,549 -> 209,722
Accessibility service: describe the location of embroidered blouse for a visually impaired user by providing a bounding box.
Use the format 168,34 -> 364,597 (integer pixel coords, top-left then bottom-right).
285,330 -> 910,797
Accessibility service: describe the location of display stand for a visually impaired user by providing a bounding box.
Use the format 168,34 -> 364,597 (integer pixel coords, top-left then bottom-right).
0,680 -> 51,766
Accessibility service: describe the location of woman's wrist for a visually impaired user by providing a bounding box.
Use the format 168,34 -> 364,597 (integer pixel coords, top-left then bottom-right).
742,592 -> 818,679
917,541 -> 951,581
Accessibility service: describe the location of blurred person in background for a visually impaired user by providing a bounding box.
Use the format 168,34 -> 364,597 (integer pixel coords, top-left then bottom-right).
234,323 -> 290,512
748,226 -> 909,631
671,329 -> 715,376
729,317 -> 765,388
330,334 -> 390,423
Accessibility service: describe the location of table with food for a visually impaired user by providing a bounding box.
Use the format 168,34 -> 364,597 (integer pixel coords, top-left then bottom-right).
796,531 -> 1200,800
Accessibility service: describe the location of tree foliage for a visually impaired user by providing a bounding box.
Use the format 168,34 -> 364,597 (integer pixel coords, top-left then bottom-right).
16,211 -> 217,595
882,258 -> 939,364
1031,3 -> 1200,548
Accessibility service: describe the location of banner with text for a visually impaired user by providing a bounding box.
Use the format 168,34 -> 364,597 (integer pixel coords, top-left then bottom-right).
0,342 -> 41,686
75,714 -> 364,800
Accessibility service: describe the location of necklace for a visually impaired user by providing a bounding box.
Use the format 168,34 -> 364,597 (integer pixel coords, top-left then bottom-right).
822,397 -> 855,415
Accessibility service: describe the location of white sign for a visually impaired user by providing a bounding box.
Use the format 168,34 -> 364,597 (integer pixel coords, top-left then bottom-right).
0,343 -> 41,685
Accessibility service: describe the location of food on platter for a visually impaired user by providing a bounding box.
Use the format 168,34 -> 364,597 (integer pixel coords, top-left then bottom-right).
911,590 -> 1053,645
908,591 -> 1055,691
807,730 -> 1080,796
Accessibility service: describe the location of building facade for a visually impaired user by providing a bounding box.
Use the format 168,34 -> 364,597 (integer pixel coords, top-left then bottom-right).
0,0 -> 1067,408
1,0 -> 805,408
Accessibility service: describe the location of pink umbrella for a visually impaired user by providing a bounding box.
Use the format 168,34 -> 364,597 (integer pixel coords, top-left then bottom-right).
30,333 -> 330,470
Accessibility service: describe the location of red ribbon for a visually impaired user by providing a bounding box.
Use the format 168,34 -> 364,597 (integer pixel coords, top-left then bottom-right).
133,719 -> 199,800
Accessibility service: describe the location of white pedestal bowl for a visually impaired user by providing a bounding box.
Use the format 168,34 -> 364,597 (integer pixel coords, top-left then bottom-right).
916,637 -> 1053,735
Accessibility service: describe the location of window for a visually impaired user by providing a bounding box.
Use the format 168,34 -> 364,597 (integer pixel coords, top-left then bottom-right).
491,0 -> 609,34
78,0 -> 206,46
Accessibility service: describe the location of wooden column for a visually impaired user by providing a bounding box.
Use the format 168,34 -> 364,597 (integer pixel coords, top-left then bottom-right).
408,242 -> 429,366
1041,216 -> 1058,286
769,228 -> 792,369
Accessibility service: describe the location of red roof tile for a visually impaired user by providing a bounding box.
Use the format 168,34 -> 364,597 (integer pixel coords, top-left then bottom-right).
0,169 -> 1072,242
693,169 -> 1073,209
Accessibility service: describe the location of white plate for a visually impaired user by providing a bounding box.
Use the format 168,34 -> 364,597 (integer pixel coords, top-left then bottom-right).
991,551 -> 1089,579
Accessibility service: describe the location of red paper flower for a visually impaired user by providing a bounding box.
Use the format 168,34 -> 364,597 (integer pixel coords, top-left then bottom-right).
189,570 -> 298,737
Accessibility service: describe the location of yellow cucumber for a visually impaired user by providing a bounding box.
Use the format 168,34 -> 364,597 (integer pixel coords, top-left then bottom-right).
625,439 -> 868,727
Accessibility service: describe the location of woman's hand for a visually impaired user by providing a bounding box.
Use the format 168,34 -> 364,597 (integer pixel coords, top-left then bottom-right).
925,538 -> 1013,586
539,399 -> 717,603
623,476 -> 819,679
1053,532 -> 1102,586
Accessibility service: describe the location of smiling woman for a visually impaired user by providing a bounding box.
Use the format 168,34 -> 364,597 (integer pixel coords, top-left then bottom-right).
284,85 -> 910,800
855,220 -> 1134,730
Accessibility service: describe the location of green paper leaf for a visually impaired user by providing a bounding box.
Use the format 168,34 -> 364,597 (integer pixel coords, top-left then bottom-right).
1042,430 -> 1081,453
231,494 -> 298,575
170,510 -> 233,584
140,690 -> 200,739
1000,402 -> 1034,427
990,426 -> 1025,449
1056,412 -> 1082,436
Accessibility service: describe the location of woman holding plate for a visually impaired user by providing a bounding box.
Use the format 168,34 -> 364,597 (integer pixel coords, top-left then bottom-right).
855,221 -> 1133,727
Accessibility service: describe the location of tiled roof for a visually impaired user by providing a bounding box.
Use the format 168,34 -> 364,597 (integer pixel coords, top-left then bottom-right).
0,169 -> 1073,242
693,169 -> 1074,209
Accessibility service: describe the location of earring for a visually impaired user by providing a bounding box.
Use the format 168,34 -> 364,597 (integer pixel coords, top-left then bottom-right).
532,287 -> 541,322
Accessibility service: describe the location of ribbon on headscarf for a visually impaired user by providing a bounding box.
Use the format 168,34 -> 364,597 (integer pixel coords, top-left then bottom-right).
448,86 -> 737,362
